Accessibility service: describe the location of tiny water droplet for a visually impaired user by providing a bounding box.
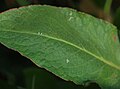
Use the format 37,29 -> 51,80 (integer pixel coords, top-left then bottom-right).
66,59 -> 69,63
40,33 -> 43,35
68,17 -> 73,21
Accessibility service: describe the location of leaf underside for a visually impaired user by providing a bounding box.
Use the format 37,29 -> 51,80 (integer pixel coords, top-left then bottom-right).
0,5 -> 120,89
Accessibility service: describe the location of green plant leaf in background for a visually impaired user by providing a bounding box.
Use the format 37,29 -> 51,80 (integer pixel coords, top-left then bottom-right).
24,68 -> 57,89
114,7 -> 120,29
24,68 -> 84,89
0,5 -> 120,89
0,80 -> 17,89
114,7 -> 120,40
16,0 -> 31,6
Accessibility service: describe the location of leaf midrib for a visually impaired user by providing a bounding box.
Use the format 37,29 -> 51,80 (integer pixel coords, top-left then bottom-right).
1,30 -> 120,71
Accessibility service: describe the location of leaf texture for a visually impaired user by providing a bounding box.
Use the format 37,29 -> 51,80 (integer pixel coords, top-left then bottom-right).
0,5 -> 120,89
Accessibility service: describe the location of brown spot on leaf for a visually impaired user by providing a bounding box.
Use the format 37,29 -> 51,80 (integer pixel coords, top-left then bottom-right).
113,35 -> 117,42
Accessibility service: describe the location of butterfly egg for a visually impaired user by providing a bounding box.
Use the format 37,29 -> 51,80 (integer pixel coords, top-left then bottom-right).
37,32 -> 40,35
66,59 -> 70,63
37,32 -> 43,35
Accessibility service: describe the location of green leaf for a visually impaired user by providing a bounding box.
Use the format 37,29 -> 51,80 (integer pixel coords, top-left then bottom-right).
0,5 -> 120,89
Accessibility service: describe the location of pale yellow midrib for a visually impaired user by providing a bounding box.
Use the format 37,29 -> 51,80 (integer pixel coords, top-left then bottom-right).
1,30 -> 120,71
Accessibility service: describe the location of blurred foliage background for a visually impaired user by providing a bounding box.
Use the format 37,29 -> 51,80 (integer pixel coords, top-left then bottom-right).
0,0 -> 120,89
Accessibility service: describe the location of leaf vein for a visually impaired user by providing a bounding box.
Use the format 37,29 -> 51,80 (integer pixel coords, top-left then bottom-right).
1,30 -> 120,71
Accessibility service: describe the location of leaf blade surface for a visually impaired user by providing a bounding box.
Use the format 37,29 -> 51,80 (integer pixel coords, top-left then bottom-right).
0,5 -> 120,89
